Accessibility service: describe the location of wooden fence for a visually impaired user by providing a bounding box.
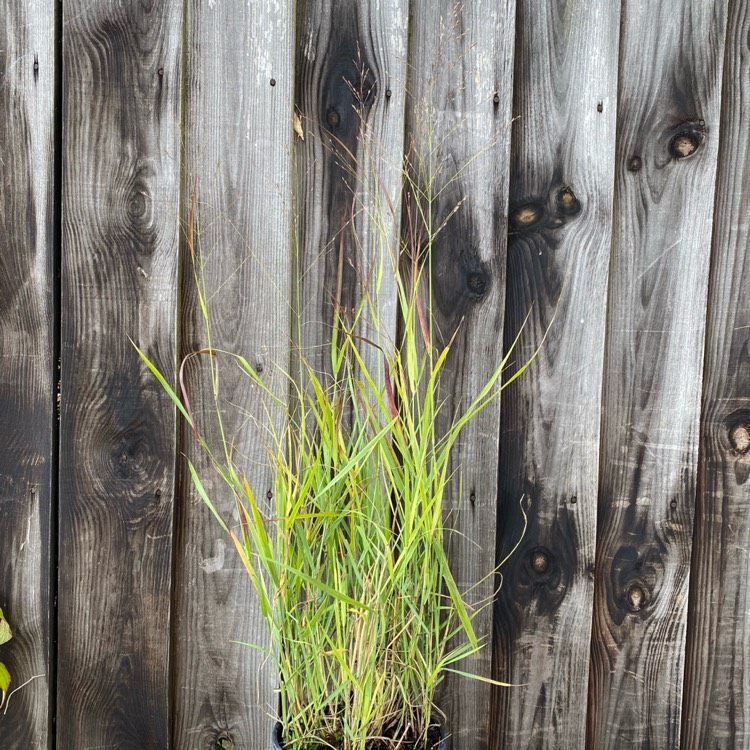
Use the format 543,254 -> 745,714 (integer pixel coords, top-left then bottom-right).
0,0 -> 748,748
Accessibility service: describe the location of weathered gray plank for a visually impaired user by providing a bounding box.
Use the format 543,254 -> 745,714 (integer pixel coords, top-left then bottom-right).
405,2 -> 515,747
682,0 -> 750,745
294,0 -> 408,384
173,1 -> 295,747
58,1 -> 182,746
587,3 -> 729,747
491,0 -> 620,747
0,3 -> 55,747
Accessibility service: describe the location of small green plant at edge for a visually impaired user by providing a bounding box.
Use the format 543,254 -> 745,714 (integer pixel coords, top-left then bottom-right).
0,608 -> 12,711
135,101 -> 540,749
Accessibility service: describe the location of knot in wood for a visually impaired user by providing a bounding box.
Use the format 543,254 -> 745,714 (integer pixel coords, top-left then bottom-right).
729,423 -> 750,455
556,187 -> 581,216
466,271 -> 488,298
669,133 -> 700,158
128,191 -> 148,221
628,156 -> 642,172
667,121 -> 706,160
215,737 -> 233,750
627,584 -> 646,612
511,203 -> 543,230
326,107 -> 340,129
531,549 -> 549,574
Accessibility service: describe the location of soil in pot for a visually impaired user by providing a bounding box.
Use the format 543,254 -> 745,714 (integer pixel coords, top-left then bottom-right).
272,722 -> 446,750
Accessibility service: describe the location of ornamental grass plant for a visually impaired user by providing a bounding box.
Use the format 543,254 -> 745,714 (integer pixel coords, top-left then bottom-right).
136,88 -> 534,749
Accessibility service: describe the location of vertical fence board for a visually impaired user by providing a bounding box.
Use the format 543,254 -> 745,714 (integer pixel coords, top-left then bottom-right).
58,1 -> 182,746
406,3 -> 515,747
492,1 -> 620,747
173,2 -> 294,747
682,0 -> 750,745
0,3 -> 55,746
294,0 -> 408,381
587,3 -> 729,747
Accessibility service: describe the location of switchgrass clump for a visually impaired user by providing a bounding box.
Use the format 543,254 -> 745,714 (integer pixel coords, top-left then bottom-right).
137,248 -> 529,750
136,73 -> 533,748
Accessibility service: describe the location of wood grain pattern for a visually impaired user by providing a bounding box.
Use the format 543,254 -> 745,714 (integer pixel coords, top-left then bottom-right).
587,3 -> 729,747
6,2 -> 750,744
0,3 -> 56,747
405,2 -> 515,747
173,1 -> 295,747
58,1 -> 182,746
491,1 -> 620,747
294,0 -> 408,384
682,0 -> 750,745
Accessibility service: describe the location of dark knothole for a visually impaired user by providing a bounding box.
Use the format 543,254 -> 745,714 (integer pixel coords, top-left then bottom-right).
530,548 -> 550,574
726,409 -> 750,456
128,191 -> 148,223
466,270 -> 489,299
667,120 -> 706,160
670,133 -> 700,158
729,423 -> 750,456
627,584 -> 646,612
326,107 -> 341,129
628,156 -> 642,172
520,545 -> 561,602
556,187 -> 581,216
510,202 -> 544,232
514,538 -> 568,613
610,545 -> 658,620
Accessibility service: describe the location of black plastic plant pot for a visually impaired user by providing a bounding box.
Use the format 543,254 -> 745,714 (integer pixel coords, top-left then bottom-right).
271,721 -> 447,749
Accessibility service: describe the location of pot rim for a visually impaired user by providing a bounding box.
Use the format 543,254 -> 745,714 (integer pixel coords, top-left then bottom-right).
271,721 -> 447,749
